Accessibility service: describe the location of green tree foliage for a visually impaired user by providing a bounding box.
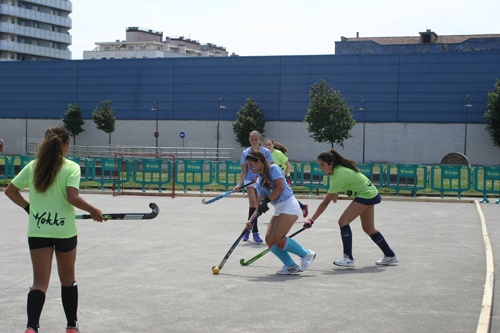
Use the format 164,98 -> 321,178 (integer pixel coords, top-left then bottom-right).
485,79 -> 500,148
232,98 -> 266,147
304,79 -> 355,148
92,100 -> 116,145
62,102 -> 85,146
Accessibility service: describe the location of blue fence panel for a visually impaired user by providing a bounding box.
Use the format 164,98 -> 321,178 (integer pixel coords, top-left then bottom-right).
474,166 -> 500,204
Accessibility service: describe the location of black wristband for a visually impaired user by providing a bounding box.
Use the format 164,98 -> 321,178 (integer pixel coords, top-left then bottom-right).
24,204 -> 30,214
264,197 -> 271,203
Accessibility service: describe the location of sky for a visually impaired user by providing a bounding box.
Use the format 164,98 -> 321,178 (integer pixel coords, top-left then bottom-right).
70,0 -> 500,59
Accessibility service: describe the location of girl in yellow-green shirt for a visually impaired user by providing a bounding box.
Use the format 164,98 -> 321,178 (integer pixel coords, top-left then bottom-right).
6,125 -> 106,333
303,149 -> 398,268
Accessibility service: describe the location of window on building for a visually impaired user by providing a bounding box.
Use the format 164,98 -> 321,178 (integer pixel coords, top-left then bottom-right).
128,46 -> 134,50
105,47 -> 110,51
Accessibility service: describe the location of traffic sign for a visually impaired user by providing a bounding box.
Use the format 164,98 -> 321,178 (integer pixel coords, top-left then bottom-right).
154,132 -> 159,138
180,131 -> 186,138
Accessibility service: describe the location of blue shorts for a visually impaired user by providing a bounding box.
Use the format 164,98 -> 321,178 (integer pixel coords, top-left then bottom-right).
353,194 -> 382,205
28,236 -> 77,252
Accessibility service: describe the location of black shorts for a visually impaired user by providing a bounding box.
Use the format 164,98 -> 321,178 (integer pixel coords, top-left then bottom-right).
353,194 -> 382,206
28,236 -> 77,252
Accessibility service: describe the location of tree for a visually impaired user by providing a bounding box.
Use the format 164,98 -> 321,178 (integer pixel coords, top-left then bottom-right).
485,79 -> 500,148
304,79 -> 355,149
232,98 -> 266,147
62,102 -> 85,147
92,100 -> 116,145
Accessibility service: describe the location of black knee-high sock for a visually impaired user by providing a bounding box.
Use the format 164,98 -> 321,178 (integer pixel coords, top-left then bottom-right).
340,225 -> 353,260
62,282 -> 78,327
248,207 -> 258,233
27,289 -> 45,331
370,231 -> 395,257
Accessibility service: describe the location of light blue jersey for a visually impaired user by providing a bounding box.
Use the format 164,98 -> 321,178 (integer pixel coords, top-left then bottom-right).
256,164 -> 294,205
240,146 -> 274,182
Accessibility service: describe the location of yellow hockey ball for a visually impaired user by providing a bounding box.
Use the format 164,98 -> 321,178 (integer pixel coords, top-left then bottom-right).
212,266 -> 220,274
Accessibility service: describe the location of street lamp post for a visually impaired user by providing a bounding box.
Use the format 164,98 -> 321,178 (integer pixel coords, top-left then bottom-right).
464,95 -> 472,156
359,100 -> 366,163
217,97 -> 225,160
152,101 -> 159,148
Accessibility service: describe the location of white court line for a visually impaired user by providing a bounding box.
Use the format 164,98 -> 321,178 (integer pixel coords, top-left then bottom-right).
475,200 -> 495,333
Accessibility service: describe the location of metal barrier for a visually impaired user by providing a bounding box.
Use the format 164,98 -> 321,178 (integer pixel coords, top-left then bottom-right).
430,165 -> 472,199
0,156 -> 9,180
358,163 -> 385,189
10,155 -> 35,178
386,164 -> 428,197
66,156 -> 91,182
215,160 -> 242,193
92,157 -> 131,191
28,143 -> 233,160
132,158 -> 173,193
175,160 -> 213,193
300,162 -> 330,195
474,166 -> 500,204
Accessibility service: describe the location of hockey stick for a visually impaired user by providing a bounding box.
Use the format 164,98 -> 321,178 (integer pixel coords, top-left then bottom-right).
212,222 -> 255,274
75,203 -> 159,220
202,176 -> 258,205
239,227 -> 306,266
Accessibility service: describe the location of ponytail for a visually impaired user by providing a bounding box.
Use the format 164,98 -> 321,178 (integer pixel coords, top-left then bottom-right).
33,125 -> 70,193
246,150 -> 272,190
317,149 -> 359,173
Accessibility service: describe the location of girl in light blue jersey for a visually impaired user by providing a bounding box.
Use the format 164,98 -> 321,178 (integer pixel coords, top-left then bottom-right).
245,150 -> 316,275
235,131 -> 274,243
304,149 -> 398,267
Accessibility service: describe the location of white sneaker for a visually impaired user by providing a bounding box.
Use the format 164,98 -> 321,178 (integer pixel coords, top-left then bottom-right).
276,263 -> 301,275
333,254 -> 355,267
300,250 -> 316,272
376,255 -> 399,265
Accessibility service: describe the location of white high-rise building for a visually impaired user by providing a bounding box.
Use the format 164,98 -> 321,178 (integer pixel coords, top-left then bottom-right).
0,0 -> 72,61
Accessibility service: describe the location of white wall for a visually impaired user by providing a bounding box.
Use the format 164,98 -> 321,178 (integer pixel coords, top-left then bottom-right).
0,119 -> 498,166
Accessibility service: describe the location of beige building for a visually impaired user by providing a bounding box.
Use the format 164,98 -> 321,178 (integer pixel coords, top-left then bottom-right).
83,27 -> 231,59
0,0 -> 72,61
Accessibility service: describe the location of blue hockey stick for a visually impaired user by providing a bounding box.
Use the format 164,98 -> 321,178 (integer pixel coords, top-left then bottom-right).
201,177 -> 257,205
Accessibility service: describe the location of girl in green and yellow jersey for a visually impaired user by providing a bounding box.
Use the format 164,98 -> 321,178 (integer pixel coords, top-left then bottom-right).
303,149 -> 398,268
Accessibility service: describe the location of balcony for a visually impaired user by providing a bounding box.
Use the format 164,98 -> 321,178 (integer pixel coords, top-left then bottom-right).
0,40 -> 71,59
0,4 -> 72,28
25,0 -> 73,12
0,22 -> 71,44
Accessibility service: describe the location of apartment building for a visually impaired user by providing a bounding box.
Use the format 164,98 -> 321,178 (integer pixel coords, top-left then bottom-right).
83,27 -> 230,59
0,0 -> 72,61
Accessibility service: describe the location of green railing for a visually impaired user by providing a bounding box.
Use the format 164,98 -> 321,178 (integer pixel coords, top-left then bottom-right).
3,155 -> 499,203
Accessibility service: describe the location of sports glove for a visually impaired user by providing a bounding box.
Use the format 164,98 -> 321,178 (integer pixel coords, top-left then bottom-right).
24,203 -> 30,215
303,218 -> 315,229
257,197 -> 271,215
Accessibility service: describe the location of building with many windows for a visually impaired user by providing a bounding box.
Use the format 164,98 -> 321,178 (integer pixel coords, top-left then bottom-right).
83,27 -> 231,59
0,0 -> 72,61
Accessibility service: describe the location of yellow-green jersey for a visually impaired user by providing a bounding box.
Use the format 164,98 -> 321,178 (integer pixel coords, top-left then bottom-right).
328,166 -> 378,199
271,149 -> 290,177
11,158 -> 81,238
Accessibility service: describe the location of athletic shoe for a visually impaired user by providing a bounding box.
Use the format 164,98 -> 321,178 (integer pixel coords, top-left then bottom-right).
302,203 -> 309,218
66,322 -> 80,333
300,250 -> 316,272
376,255 -> 399,265
333,254 -> 355,267
242,229 -> 251,241
25,328 -> 37,333
276,263 -> 301,275
253,232 -> 263,243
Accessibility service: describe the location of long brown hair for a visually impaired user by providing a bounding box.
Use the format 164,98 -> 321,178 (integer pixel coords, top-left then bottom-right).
317,149 -> 359,173
246,150 -> 272,190
264,138 -> 288,154
33,125 -> 70,193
